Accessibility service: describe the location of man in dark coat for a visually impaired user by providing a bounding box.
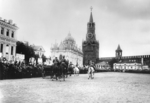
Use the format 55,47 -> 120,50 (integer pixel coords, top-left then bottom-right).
0,58 -> 3,80
52,57 -> 59,80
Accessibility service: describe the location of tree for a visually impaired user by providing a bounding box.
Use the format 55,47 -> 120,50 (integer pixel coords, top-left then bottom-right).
42,54 -> 47,64
16,41 -> 35,64
34,54 -> 39,65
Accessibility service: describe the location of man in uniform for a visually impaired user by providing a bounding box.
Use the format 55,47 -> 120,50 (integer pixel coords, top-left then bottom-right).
52,57 -> 59,80
60,56 -> 68,80
88,60 -> 95,79
0,58 -> 3,80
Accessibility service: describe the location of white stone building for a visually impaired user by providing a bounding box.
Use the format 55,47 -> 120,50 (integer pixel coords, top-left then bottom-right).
0,17 -> 18,61
51,33 -> 83,66
113,63 -> 143,71
95,61 -> 110,70
31,45 -> 45,58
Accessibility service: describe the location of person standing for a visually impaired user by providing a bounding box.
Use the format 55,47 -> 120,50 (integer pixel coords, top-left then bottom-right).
88,60 -> 95,79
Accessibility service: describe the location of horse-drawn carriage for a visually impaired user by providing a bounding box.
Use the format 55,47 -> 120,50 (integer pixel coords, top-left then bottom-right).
41,60 -> 75,81
42,65 -> 53,78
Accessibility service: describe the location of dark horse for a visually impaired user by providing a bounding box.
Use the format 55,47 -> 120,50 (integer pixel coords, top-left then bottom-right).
51,62 -> 61,81
58,59 -> 70,81
59,61 -> 67,81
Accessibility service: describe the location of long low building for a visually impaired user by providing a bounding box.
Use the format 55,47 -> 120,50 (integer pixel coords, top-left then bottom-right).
113,63 -> 143,71
96,45 -> 150,70
95,61 -> 110,70
51,33 -> 83,66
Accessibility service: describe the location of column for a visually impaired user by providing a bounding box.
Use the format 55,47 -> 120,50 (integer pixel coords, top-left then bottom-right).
0,27 -> 1,35
8,45 -> 11,61
2,43 -> 6,57
4,28 -> 7,36
0,43 -> 1,53
13,30 -> 16,39
13,46 -> 16,56
0,43 -> 2,58
9,30 -> 12,38
141,58 -> 143,65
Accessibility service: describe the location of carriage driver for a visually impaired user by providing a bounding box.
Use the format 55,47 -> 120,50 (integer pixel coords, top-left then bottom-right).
61,56 -> 67,68
53,57 -> 59,66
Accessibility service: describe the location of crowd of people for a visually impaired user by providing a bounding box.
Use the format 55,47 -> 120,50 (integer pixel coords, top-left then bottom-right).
0,56 -> 96,80
0,58 -> 44,80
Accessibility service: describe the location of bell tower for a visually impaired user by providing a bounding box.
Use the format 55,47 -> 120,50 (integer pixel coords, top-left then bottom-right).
86,7 -> 96,41
116,44 -> 122,59
82,7 -> 99,65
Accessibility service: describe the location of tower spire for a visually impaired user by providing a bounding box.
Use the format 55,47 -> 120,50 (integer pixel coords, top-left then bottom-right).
117,44 -> 122,51
89,6 -> 93,22
90,6 -> 93,12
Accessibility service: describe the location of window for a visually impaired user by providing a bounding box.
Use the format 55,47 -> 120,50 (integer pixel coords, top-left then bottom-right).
1,27 -> 4,34
0,44 -> 3,52
6,30 -> 9,36
12,31 -> 14,38
11,46 -> 13,55
6,45 -> 9,53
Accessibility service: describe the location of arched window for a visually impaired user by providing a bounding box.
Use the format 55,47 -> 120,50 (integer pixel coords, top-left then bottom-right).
6,30 -> 9,36
0,44 -> 3,52
12,31 -> 14,38
1,27 -> 4,34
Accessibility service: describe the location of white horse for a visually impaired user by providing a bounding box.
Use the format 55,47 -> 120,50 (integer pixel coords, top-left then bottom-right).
88,66 -> 95,79
73,65 -> 80,76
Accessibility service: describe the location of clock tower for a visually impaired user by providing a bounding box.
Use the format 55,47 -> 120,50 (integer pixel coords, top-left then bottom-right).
82,8 -> 99,65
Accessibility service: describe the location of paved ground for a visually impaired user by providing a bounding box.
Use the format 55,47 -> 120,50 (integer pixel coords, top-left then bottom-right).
0,72 -> 150,103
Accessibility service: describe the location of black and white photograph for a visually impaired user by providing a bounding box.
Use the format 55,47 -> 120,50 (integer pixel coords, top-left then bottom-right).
0,0 -> 150,103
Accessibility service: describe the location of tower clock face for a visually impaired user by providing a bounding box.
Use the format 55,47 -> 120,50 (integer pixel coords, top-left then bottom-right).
88,33 -> 93,39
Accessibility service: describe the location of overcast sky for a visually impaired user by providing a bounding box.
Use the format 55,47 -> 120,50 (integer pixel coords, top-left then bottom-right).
1,0 -> 150,57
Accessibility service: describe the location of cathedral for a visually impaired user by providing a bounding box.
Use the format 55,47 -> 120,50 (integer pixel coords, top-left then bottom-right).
51,33 -> 83,66
82,9 -> 99,65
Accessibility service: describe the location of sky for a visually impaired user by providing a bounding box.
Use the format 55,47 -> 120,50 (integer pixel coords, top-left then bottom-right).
1,0 -> 150,57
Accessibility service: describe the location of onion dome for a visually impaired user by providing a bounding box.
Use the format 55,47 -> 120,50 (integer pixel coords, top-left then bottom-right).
64,32 -> 75,43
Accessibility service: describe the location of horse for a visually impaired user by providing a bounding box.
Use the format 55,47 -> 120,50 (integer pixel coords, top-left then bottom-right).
68,64 -> 74,76
87,66 -> 95,79
51,63 -> 61,81
59,61 -> 67,81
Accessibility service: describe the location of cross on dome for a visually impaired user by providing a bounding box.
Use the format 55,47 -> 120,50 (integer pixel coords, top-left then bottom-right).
90,6 -> 93,12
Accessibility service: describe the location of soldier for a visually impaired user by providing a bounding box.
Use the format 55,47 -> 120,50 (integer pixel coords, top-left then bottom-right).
88,60 -> 95,79
61,56 -> 67,66
0,58 -> 3,80
59,56 -> 68,80
68,62 -> 73,76
52,57 -> 59,80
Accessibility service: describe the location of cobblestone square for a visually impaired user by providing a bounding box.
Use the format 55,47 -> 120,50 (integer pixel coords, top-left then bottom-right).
0,72 -> 150,103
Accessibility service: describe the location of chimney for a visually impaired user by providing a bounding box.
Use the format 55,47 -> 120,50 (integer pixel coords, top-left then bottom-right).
13,23 -> 16,26
8,20 -> 13,24
4,19 -> 7,22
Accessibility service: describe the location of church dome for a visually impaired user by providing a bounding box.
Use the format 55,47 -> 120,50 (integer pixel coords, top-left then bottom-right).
59,32 -> 76,50
64,32 -> 75,44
